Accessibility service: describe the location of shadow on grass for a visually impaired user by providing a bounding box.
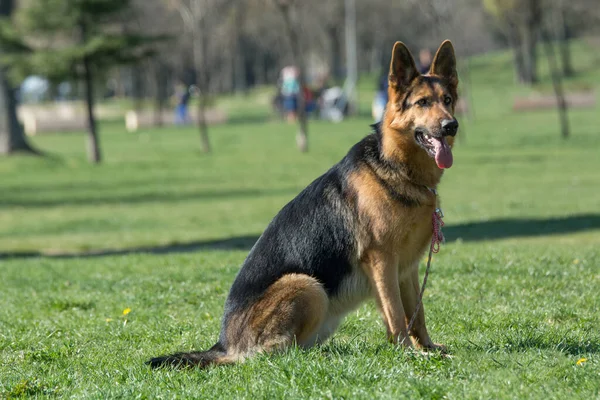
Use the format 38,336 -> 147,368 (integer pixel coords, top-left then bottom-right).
506,336 -> 600,355
225,113 -> 273,126
0,187 -> 301,208
1,214 -> 599,260
0,235 -> 260,260
466,334 -> 600,355
443,213 -> 600,242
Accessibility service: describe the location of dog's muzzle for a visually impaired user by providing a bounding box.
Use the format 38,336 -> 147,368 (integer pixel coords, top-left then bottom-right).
441,119 -> 459,137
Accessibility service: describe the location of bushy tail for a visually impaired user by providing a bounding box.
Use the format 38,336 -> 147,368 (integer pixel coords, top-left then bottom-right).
147,342 -> 231,369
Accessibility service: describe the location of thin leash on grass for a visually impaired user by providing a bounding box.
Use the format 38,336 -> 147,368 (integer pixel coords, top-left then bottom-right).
406,203 -> 445,335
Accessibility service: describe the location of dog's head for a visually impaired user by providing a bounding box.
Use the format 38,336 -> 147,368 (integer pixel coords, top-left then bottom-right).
385,40 -> 459,170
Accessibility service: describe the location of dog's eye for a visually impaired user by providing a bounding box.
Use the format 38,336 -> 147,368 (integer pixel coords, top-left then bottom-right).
416,99 -> 428,107
444,96 -> 452,105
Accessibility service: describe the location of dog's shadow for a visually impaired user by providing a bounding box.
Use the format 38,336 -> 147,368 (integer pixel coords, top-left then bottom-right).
465,335 -> 600,356
444,213 -> 600,242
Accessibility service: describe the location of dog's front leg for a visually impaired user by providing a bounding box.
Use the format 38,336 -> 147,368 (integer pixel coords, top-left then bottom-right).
399,265 -> 446,352
363,250 -> 412,347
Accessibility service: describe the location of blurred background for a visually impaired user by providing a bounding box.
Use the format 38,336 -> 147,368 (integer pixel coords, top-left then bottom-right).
2,3 -> 600,395
0,0 -> 599,255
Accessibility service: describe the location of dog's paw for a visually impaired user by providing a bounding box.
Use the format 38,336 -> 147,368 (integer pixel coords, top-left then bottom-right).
419,342 -> 449,355
427,343 -> 455,358
428,343 -> 447,353
410,343 -> 453,359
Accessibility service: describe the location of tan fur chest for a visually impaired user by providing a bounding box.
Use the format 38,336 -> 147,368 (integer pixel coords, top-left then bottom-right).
348,168 -> 437,271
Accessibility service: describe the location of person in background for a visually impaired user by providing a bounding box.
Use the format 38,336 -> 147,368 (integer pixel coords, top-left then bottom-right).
418,48 -> 433,74
174,83 -> 191,125
372,71 -> 389,122
280,66 -> 300,123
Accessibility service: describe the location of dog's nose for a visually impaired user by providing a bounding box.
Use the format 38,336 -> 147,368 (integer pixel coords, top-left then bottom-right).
441,119 -> 458,136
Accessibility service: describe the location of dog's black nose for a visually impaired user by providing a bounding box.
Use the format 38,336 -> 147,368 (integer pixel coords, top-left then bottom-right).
441,119 -> 458,136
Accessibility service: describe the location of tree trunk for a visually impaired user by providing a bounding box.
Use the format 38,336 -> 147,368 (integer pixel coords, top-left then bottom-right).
152,60 -> 168,127
344,0 -> 358,115
0,0 -> 38,155
521,0 -> 541,84
197,94 -> 211,153
0,70 -> 39,155
233,7 -> 246,93
507,21 -> 526,83
80,20 -> 101,163
521,26 -> 537,84
151,61 -> 162,127
540,27 -> 569,139
328,25 -> 343,81
132,65 -> 144,114
82,57 -> 101,163
255,53 -> 266,86
277,1 -> 308,153
191,1 -> 211,153
556,7 -> 574,77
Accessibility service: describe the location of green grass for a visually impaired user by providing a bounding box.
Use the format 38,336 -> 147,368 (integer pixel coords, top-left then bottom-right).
1,42 -> 600,398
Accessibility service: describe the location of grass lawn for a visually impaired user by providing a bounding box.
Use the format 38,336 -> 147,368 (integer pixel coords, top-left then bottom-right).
1,42 -> 600,398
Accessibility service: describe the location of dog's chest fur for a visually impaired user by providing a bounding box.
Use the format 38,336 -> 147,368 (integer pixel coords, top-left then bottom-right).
329,170 -> 437,314
348,169 -> 436,264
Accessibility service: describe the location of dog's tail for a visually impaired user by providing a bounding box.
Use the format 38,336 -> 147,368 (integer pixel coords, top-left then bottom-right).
147,342 -> 235,369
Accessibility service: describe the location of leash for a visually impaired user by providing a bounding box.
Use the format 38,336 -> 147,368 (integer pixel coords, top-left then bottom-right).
406,203 -> 445,335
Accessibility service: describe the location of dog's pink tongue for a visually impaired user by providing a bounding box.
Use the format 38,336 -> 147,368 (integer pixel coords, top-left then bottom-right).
432,137 -> 453,169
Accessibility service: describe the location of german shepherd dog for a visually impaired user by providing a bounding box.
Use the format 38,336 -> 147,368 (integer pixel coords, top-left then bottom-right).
148,40 -> 459,369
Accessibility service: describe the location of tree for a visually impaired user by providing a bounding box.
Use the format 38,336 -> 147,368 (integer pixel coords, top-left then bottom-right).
127,0 -> 179,126
275,0 -> 309,152
483,0 -> 541,84
521,0 -> 541,84
321,0 -> 344,81
540,14 -> 569,139
1,0 -> 159,163
0,0 -> 38,155
552,0 -> 574,77
169,0 -> 237,154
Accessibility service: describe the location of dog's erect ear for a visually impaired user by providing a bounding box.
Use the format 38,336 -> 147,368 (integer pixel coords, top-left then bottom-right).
388,42 -> 419,91
429,40 -> 458,86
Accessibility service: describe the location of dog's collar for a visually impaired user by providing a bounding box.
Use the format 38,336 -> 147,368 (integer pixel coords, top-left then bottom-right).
426,186 -> 437,196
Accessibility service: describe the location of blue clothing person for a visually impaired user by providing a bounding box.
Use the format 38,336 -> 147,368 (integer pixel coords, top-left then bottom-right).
175,86 -> 191,125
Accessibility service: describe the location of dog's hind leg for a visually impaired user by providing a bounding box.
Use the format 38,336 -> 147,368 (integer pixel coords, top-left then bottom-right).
148,274 -> 328,369
226,273 -> 329,356
300,314 -> 343,348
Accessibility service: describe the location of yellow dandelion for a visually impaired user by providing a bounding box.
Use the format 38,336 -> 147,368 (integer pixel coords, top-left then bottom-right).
122,308 -> 132,316
576,358 -> 587,366
573,259 -> 580,265
105,318 -> 113,323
